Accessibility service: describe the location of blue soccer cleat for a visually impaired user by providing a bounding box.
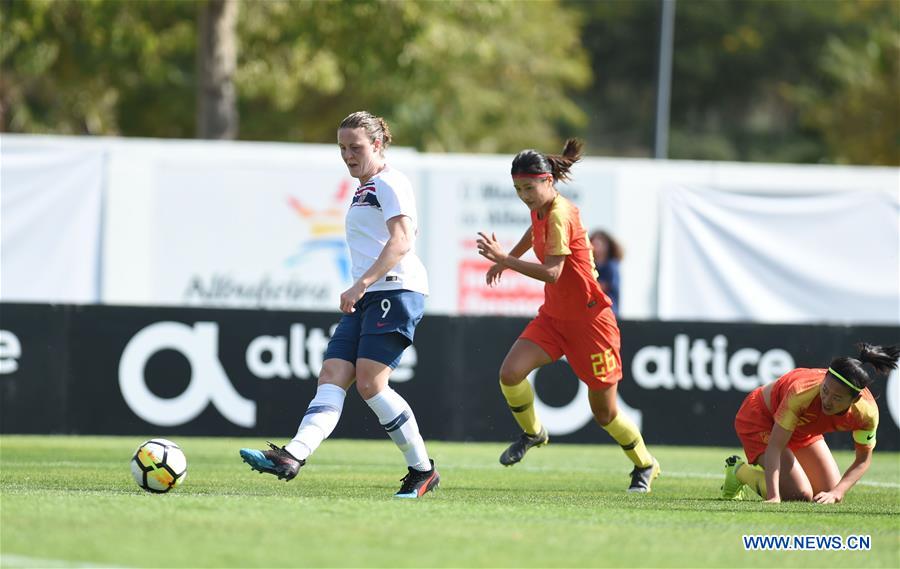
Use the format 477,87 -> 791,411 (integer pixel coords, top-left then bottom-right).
240,442 -> 305,481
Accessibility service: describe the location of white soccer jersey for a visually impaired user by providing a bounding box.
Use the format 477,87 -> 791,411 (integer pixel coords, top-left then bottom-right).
345,166 -> 429,295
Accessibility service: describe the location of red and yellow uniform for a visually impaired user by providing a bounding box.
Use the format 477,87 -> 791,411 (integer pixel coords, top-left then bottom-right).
519,195 -> 621,390
735,368 -> 879,464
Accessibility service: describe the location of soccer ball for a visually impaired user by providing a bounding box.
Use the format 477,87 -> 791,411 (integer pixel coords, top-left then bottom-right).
130,438 -> 187,493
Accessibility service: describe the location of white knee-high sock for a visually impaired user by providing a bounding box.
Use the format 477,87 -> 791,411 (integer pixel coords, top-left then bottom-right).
365,387 -> 431,472
284,383 -> 346,461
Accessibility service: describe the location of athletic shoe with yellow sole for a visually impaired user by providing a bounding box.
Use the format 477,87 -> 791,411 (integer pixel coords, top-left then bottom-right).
721,454 -> 749,500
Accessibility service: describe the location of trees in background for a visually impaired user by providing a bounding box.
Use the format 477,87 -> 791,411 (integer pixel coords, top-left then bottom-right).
1,0 -> 589,152
570,0 -> 899,164
784,0 -> 899,165
1,0 -> 896,164
1,0 -> 196,137
232,0 -> 591,152
197,0 -> 238,139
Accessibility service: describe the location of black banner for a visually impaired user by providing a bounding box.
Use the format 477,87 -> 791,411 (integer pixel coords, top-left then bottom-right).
0,303 -> 70,433
1,303 -> 898,451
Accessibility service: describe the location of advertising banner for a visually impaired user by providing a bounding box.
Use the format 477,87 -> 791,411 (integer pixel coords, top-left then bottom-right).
2,303 -> 897,452
616,321 -> 900,452
140,144 -> 422,312
136,148 -> 616,316
659,186 -> 900,324
0,304 -> 70,433
0,143 -> 104,303
150,149 -> 362,311
421,155 -> 617,315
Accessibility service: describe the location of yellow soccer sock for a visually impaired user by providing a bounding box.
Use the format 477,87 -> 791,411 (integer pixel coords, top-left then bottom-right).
736,463 -> 767,498
602,413 -> 653,469
499,380 -> 542,436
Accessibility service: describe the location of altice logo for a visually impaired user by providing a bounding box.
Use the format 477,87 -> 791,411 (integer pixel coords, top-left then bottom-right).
118,320 -> 419,428
119,322 -> 255,428
632,334 -> 795,392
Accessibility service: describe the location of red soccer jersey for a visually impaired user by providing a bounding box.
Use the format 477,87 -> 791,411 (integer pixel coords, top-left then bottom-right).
530,195 -> 611,320
770,368 -> 879,448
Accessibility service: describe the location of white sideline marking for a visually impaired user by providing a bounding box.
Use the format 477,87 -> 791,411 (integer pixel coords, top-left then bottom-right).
660,470 -> 900,489
0,554 -> 130,568
665,471 -> 900,488
452,462 -> 900,489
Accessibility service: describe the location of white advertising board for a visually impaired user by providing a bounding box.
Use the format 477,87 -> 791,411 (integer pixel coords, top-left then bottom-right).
0,139 -> 104,303
146,145 -> 423,312
420,154 -> 616,315
5,135 -> 897,324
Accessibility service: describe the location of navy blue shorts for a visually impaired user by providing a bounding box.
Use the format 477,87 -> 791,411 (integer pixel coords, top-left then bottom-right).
324,289 -> 425,369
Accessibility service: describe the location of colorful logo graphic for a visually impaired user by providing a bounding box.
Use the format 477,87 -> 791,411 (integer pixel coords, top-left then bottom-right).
284,179 -> 353,283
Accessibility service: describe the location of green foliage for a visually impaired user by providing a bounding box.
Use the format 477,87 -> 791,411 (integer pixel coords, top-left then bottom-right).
2,0 -> 896,163
1,0 -> 590,152
569,0 -> 658,156
0,0 -> 196,137
785,1 -> 900,165
235,0 -> 590,153
568,0 -> 898,165
2,436 -> 899,568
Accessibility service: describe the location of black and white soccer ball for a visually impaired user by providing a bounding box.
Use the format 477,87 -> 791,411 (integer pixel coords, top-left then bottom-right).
130,438 -> 187,493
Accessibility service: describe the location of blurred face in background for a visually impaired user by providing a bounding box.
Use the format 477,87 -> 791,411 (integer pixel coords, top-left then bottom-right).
591,235 -> 609,263
513,175 -> 556,213
338,127 -> 383,183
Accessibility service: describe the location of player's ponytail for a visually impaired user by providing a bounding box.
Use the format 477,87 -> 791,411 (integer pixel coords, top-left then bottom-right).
545,138 -> 583,183
511,138 -> 583,183
339,111 -> 391,154
857,343 -> 900,374
828,343 -> 900,394
375,116 -> 392,151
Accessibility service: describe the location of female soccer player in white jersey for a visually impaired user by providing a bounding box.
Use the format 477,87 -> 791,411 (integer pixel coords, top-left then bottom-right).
241,111 -> 439,499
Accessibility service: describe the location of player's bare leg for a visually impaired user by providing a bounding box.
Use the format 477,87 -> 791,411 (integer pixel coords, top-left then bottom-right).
749,449 -> 814,501
793,440 -> 841,497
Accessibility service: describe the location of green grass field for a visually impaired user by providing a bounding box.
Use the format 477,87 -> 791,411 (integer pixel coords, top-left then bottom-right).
1,436 -> 898,568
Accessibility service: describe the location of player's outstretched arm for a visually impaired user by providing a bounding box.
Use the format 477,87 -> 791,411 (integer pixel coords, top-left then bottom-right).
484,228 -> 534,286
762,424 -> 792,503
814,444 -> 872,504
501,254 -> 565,284
477,231 -> 564,283
475,231 -> 566,284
